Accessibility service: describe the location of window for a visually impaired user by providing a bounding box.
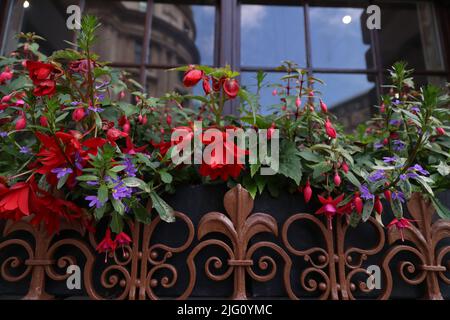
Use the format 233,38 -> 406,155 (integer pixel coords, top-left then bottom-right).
1,0 -> 448,129
239,0 -> 449,129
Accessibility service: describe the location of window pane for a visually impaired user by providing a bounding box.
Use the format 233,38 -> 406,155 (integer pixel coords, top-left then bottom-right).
241,72 -> 286,114
19,0 -> 78,56
310,3 -> 373,69
150,3 -> 216,66
84,1 -> 147,63
379,2 -> 445,71
241,5 -> 306,67
315,73 -> 377,130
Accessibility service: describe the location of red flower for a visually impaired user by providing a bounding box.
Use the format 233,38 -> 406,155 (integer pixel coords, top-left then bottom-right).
39,116 -> 48,127
115,232 -> 132,246
320,99 -> 328,113
303,180 -> 312,203
436,127 -> 445,136
0,66 -> 13,85
325,118 -> 337,139
26,61 -> 54,83
106,128 -> 128,145
183,67 -> 203,87
199,129 -> 247,181
69,59 -> 96,74
96,229 -> 117,262
387,217 -> 413,242
0,178 -> 82,233
315,194 -> 346,229
26,61 -> 59,97
33,79 -> 56,97
122,136 -> 147,155
374,196 -> 383,214
72,107 -> 85,122
118,115 -> 130,133
212,77 -> 225,92
354,192 -> 363,214
15,114 -> 27,130
202,76 -> 211,94
341,161 -> 349,174
223,78 -> 240,99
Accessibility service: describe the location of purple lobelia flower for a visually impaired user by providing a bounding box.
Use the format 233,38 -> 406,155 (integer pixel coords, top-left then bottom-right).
383,156 -> 398,164
88,105 -> 104,113
0,131 -> 7,138
123,157 -> 137,177
112,180 -> 132,200
389,119 -> 402,126
19,146 -> 32,154
368,170 -> 386,182
409,164 -> 429,176
411,105 -> 420,113
374,142 -> 384,150
392,99 -> 401,105
392,190 -> 405,203
74,152 -> 84,170
359,184 -> 374,200
51,167 -> 73,179
392,140 -> 406,151
85,195 -> 105,209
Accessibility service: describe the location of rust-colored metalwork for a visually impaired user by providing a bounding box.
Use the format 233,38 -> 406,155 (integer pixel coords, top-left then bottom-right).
0,186 -> 449,300
381,193 -> 450,300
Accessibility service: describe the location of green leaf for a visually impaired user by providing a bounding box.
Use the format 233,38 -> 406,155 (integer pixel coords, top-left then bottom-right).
254,174 -> 267,195
435,161 -> 450,177
349,211 -> 361,227
94,205 -> 106,220
159,171 -> 173,184
250,163 -> 261,177
362,197 -> 374,222
134,204 -> 151,224
111,199 -> 125,215
110,165 -> 126,173
279,141 -> 302,184
390,197 -> 403,218
56,173 -> 69,189
430,196 -> 450,219
415,175 -> 434,196
97,184 -> 109,203
150,192 -> 175,223
76,175 -> 99,182
344,171 -> 361,188
122,177 -> 146,188
243,175 -> 257,199
298,150 -> 322,162
110,211 -> 124,233
311,162 -> 333,179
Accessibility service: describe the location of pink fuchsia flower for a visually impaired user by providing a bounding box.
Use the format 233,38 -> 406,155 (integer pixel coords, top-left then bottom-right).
341,161 -> 349,174
354,192 -> 363,214
223,78 -> 240,99
303,180 -> 312,203
315,194 -> 346,230
324,118 -> 337,139
0,66 -> 13,85
114,232 -> 132,257
96,229 -> 117,262
387,217 -> 413,242
333,172 -> 341,187
72,107 -> 85,122
436,127 -> 445,136
202,76 -> 211,94
183,67 -> 203,87
15,114 -> 27,130
320,99 -> 328,113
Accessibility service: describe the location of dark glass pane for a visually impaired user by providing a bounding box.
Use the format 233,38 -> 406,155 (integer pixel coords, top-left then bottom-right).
378,2 -> 445,71
240,5 -> 306,68
310,3 -> 373,69
150,2 -> 216,66
84,1 -> 147,63
315,73 -> 377,130
19,0 -> 78,56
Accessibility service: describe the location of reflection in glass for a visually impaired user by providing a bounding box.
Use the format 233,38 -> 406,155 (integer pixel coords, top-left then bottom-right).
18,0 -> 78,56
148,3 -> 216,96
84,1 -> 147,63
315,73 -> 377,130
310,5 -> 372,68
241,5 -> 306,67
379,2 -> 445,71
241,72 -> 289,115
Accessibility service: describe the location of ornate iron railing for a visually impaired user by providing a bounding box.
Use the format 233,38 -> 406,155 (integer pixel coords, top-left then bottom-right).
0,185 -> 449,300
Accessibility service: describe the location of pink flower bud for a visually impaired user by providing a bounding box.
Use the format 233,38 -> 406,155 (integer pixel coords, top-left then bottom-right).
341,161 -> 349,174
334,172 -> 341,187
15,115 -> 26,130
166,114 -> 172,126
320,99 -> 328,113
436,127 -> 445,136
272,89 -> 277,96
374,196 -> 383,214
39,116 -> 48,127
72,107 -> 85,122
295,97 -> 301,108
354,192 -> 363,214
303,181 -> 312,203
